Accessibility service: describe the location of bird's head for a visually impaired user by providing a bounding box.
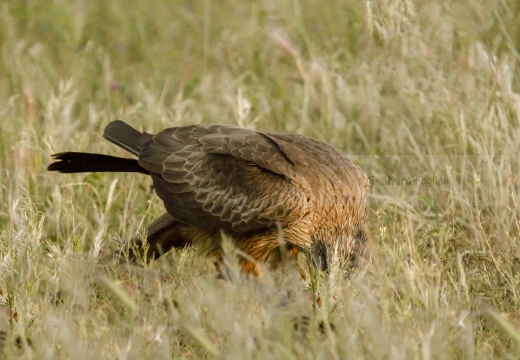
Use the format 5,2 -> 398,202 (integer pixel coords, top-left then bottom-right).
309,227 -> 367,276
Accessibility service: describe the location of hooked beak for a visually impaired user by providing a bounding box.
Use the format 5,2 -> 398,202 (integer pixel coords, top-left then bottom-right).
309,241 -> 329,273
309,228 -> 367,276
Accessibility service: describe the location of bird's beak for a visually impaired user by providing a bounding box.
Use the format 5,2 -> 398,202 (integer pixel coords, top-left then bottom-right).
309,241 -> 329,273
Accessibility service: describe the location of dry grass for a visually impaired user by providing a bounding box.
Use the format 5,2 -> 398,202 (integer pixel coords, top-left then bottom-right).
1,0 -> 520,358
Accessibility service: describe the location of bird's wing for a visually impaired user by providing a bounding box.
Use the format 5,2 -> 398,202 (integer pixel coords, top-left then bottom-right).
103,120 -> 153,156
269,132 -> 370,198
137,125 -> 312,233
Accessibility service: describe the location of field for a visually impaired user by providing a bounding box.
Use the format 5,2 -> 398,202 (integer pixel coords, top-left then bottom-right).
1,0 -> 520,358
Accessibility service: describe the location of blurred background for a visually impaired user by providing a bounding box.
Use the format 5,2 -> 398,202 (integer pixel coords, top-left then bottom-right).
1,0 -> 520,358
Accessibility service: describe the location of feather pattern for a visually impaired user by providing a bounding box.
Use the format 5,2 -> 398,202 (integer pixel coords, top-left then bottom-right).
48,120 -> 369,274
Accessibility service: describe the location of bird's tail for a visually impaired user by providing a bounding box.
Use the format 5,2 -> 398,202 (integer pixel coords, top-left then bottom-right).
47,152 -> 149,174
48,120 -> 153,174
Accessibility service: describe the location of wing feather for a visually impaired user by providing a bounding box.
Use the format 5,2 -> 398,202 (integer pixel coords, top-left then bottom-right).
137,125 -> 311,233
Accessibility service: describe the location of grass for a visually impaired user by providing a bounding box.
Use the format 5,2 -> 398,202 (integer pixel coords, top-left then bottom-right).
1,0 -> 520,358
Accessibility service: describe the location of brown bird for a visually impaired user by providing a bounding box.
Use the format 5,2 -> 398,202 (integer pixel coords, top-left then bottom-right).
48,120 -> 368,275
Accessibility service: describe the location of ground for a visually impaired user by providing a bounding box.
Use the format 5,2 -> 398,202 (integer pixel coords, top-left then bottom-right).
1,0 -> 520,358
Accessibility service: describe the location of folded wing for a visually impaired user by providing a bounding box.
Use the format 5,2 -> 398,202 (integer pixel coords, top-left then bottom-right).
137,125 -> 312,234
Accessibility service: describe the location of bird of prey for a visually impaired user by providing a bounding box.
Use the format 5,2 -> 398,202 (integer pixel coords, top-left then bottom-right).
48,121 -> 368,275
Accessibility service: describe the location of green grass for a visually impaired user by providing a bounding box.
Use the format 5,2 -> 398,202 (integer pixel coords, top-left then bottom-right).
1,0 -> 520,358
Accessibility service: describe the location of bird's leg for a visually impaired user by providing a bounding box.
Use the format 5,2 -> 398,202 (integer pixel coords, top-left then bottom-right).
239,258 -> 263,277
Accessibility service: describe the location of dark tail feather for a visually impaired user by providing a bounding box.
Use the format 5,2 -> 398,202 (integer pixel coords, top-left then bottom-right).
47,152 -> 149,174
103,120 -> 152,156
